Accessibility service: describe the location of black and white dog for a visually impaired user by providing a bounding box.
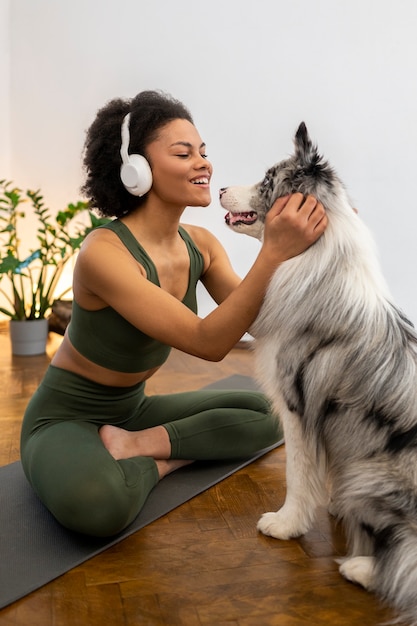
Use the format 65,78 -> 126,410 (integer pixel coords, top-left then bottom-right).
220,123 -> 417,624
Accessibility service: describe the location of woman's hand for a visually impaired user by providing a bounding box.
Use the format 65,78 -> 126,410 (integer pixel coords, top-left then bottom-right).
261,193 -> 327,264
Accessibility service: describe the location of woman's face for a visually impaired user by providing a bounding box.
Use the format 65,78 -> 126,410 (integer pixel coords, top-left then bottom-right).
145,119 -> 212,208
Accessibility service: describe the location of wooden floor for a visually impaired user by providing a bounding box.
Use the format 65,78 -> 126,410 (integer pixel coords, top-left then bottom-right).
0,323 -> 394,626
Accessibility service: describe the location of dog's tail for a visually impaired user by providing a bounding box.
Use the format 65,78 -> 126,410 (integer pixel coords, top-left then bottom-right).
334,457 -> 417,624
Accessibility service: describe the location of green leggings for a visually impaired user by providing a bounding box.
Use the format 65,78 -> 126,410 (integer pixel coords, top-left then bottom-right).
20,366 -> 280,537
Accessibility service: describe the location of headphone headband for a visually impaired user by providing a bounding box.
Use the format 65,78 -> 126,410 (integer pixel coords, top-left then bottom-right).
119,113 -> 153,197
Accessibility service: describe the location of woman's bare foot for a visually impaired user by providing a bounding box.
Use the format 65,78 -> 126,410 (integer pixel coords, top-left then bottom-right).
155,459 -> 194,479
99,424 -> 194,479
99,424 -> 171,460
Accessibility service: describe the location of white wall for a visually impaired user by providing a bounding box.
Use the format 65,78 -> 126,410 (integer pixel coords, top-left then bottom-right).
3,0 -> 417,321
0,0 -> 10,175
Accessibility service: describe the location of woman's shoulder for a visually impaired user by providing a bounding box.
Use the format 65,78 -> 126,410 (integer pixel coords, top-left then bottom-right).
77,224 -> 143,272
179,223 -> 222,250
74,224 -> 147,303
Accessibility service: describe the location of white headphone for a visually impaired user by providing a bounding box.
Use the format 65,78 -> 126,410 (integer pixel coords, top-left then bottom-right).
120,113 -> 153,196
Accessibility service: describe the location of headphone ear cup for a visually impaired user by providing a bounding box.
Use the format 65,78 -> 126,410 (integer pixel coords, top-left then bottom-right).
120,154 -> 153,197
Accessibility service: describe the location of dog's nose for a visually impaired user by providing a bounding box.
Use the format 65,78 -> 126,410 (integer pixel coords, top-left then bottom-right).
219,187 -> 228,198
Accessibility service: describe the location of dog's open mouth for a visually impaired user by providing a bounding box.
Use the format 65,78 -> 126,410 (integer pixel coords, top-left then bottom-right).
224,211 -> 258,227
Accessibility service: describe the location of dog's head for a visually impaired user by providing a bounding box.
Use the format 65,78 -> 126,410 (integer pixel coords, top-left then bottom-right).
220,122 -> 344,240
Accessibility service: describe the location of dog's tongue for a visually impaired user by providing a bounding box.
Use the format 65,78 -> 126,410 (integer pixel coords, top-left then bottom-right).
225,211 -> 257,226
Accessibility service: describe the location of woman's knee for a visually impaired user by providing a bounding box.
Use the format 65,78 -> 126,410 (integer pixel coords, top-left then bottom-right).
50,475 -> 137,537
46,456 -> 159,536
233,390 -> 271,415
248,392 -> 282,443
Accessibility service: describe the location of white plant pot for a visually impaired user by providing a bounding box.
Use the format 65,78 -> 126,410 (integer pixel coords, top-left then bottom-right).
9,319 -> 49,356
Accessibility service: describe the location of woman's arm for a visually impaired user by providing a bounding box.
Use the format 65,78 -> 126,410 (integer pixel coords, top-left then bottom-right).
76,194 -> 326,362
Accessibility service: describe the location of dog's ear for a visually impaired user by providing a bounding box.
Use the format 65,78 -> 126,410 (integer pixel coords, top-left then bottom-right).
294,122 -> 314,162
292,123 -> 336,196
294,122 -> 322,173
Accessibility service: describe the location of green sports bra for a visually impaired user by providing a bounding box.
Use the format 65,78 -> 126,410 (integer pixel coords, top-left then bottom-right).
68,219 -> 205,373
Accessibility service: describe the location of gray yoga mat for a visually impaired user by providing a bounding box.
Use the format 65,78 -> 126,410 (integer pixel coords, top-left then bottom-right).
0,375 -> 282,609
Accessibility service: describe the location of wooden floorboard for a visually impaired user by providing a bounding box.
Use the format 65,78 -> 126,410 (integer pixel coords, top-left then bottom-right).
0,322 -> 394,625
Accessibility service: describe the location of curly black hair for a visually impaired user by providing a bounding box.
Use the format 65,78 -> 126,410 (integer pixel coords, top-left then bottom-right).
81,90 -> 194,218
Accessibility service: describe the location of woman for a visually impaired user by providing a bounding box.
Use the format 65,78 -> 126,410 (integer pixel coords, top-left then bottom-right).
20,91 -> 327,537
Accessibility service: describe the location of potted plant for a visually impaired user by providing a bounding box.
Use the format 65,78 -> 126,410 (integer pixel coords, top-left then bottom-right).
0,179 -> 110,355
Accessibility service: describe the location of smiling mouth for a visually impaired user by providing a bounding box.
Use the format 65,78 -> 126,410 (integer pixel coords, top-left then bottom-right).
224,211 -> 258,226
191,177 -> 210,185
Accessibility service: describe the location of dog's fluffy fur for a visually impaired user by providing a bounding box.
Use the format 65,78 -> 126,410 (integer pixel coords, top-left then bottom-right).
220,123 -> 417,624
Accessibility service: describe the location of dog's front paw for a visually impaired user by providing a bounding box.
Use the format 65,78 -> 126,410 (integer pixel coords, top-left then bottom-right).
257,509 -> 309,540
339,556 -> 375,591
